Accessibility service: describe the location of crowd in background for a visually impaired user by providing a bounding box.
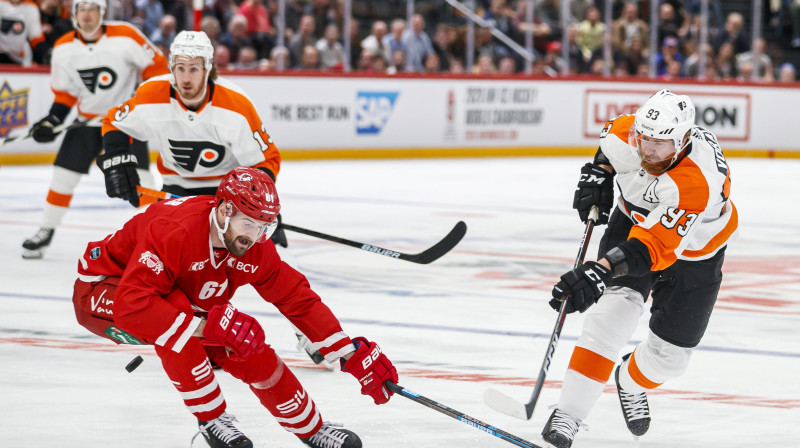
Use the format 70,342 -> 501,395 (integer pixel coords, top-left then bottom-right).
7,0 -> 800,82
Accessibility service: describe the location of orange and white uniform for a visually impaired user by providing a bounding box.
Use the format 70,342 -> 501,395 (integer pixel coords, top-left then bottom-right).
50,22 -> 168,120
102,75 -> 281,189
0,0 -> 45,65
599,114 -> 737,271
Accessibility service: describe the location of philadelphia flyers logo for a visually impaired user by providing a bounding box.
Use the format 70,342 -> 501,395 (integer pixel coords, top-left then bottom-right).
0,18 -> 25,35
168,139 -> 226,172
78,67 -> 118,93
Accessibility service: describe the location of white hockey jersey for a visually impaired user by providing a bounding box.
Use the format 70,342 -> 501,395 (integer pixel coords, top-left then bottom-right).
50,22 -> 168,118
0,0 -> 44,65
102,75 -> 281,189
599,114 -> 737,270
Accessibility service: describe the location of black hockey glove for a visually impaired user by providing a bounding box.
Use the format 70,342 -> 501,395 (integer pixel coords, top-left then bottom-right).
550,261 -> 612,314
97,152 -> 141,207
31,114 -> 64,143
573,162 -> 614,225
270,213 -> 288,248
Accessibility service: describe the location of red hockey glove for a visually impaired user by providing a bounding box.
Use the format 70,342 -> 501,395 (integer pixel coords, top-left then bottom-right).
341,337 -> 398,405
202,304 -> 265,361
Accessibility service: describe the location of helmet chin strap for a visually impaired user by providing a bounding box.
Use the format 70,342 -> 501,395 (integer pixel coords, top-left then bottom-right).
210,204 -> 231,244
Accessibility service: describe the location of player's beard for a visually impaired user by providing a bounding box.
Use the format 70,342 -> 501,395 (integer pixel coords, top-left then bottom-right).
640,158 -> 673,175
223,231 -> 255,257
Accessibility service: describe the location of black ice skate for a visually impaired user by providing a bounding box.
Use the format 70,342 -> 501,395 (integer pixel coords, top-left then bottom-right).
301,422 -> 362,448
541,409 -> 581,448
194,412 -> 253,448
615,353 -> 651,437
22,227 -> 54,259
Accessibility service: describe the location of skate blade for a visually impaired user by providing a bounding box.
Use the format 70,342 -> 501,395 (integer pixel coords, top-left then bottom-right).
22,248 -> 44,259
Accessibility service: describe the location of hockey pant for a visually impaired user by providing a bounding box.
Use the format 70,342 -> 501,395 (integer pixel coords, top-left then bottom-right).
72,278 -> 323,438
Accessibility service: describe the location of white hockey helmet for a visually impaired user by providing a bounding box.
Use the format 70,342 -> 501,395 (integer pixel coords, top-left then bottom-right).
629,89 -> 696,165
169,31 -> 214,71
71,0 -> 106,30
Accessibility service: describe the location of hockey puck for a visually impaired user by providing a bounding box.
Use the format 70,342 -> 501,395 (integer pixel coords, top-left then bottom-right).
125,355 -> 144,373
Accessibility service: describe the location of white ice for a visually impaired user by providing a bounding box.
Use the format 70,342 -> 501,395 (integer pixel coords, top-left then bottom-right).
1,157 -> 798,447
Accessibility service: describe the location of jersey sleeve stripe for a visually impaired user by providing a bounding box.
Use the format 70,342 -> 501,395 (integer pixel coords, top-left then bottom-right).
681,201 -> 738,258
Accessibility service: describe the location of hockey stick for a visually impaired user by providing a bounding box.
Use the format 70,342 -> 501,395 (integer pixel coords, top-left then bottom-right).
136,185 -> 467,264
386,381 -> 544,448
0,116 -> 103,146
483,206 -> 599,420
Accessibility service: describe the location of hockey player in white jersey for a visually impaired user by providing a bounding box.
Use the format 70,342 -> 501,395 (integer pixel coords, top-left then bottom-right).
0,0 -> 48,65
21,0 -> 168,259
98,30 -> 288,247
541,90 -> 738,448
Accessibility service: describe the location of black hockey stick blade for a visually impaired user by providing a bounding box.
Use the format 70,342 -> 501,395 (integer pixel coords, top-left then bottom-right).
0,116 -> 102,146
386,381 -> 544,448
281,221 -> 466,264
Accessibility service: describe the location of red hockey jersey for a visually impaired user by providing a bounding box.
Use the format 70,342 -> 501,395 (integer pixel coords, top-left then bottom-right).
76,195 -> 353,361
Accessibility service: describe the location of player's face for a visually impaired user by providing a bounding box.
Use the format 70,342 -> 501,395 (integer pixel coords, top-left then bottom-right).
633,132 -> 677,175
172,57 -> 207,102
75,3 -> 102,36
222,211 -> 274,256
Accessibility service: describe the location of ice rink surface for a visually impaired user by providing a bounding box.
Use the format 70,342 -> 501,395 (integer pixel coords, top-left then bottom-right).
1,157 -> 798,447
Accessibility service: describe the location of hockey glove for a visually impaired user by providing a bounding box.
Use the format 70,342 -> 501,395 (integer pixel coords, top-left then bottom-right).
97,152 -> 141,207
341,337 -> 398,405
202,304 -> 266,361
573,162 -> 614,225
31,114 -> 64,143
550,261 -> 612,313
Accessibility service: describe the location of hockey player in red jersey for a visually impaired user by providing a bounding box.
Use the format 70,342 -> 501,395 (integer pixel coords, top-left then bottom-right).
72,167 -> 398,448
541,90 -> 737,448
21,0 -> 168,259
0,0 -> 48,65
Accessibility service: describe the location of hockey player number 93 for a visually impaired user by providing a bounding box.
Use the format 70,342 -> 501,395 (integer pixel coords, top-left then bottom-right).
660,208 -> 698,237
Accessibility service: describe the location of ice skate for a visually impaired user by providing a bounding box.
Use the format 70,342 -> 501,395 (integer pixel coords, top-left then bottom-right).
301,422 -> 362,448
22,227 -> 54,259
194,412 -> 253,448
616,353 -> 651,437
541,409 -> 581,448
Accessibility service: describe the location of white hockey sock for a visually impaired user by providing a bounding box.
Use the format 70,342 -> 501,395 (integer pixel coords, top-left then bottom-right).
618,332 -> 693,394
41,167 -> 82,228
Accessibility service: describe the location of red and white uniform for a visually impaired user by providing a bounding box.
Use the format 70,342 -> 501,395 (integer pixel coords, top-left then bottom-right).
101,76 -> 281,189
74,196 -> 350,435
51,22 -> 168,119
599,114 -> 738,270
0,0 -> 44,65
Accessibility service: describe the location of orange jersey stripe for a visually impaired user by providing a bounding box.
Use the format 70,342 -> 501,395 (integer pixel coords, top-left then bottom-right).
606,114 -> 635,142
46,190 -> 73,207
629,157 -> 710,271
53,31 -> 76,49
52,89 -> 78,108
29,34 -> 45,48
102,80 -> 172,134
567,346 -> 616,383
104,24 -> 169,80
627,350 -> 662,389
682,201 -> 738,257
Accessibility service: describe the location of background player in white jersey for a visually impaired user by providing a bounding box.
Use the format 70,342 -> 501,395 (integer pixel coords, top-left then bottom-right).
98,30 -> 288,248
21,0 -> 168,259
540,90 -> 738,448
0,0 -> 48,65
71,167 -> 398,448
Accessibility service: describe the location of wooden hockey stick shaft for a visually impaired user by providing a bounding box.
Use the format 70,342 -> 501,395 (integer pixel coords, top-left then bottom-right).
0,116 -> 103,146
386,381 -> 545,448
135,185 -> 466,264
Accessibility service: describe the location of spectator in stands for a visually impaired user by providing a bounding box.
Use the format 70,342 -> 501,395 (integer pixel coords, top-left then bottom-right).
736,37 -> 773,80
715,41 -> 737,79
299,44 -> 320,69
612,1 -> 649,53
268,45 -> 289,70
712,12 -> 749,54
347,18 -> 361,71
382,19 -> 407,65
474,27 -> 501,66
484,0 -> 516,60
790,0 -> 800,47
388,48 -> 406,74
356,48 -> 374,71
432,23 -> 452,71
237,0 -> 273,58
200,15 -> 222,47
497,55 -> 516,74
544,40 -> 566,74
371,54 -> 389,74
472,53 -> 496,74
150,14 -> 176,48
449,58 -> 465,74
214,44 -> 232,70
661,58 -> 683,80
307,0 -> 332,38
231,45 -> 259,70
361,20 -> 388,57
39,0 -> 66,49
656,2 -> 682,45
221,14 -> 254,63
513,0 -> 554,55
424,53 -> 441,73
683,42 -> 713,78
655,36 -> 684,76
777,62 -> 797,81
577,6 -> 604,63
289,14 -> 316,67
316,23 -> 344,69
135,0 -> 164,36
402,14 -> 435,72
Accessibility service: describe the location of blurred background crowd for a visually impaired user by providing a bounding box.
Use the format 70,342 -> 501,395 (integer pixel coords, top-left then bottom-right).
6,0 -> 800,82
